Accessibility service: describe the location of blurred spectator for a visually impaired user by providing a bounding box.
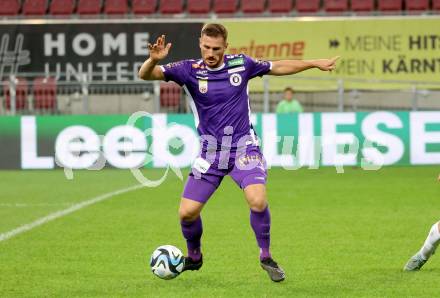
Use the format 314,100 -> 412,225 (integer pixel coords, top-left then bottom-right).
276,87 -> 303,113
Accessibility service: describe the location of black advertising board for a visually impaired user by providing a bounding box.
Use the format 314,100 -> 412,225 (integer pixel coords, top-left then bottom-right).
0,21 -> 203,81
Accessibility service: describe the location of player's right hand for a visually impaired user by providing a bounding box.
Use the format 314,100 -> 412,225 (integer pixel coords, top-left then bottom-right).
148,34 -> 172,62
314,56 -> 340,71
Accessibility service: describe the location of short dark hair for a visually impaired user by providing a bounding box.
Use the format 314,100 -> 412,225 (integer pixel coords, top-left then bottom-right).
201,23 -> 228,41
284,87 -> 294,93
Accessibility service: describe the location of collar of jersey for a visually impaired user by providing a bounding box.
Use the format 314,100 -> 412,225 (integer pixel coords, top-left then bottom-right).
205,63 -> 225,71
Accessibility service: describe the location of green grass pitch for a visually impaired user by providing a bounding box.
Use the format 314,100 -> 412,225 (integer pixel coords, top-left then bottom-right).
0,166 -> 439,297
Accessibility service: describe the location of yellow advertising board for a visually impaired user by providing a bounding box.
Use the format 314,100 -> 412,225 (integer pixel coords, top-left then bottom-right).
222,17 -> 440,91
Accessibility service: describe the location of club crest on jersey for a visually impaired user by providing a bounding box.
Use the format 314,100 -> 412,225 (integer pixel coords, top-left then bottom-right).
198,79 -> 208,93
229,73 -> 242,86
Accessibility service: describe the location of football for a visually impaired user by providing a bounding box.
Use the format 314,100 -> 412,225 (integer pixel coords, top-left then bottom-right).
150,245 -> 185,280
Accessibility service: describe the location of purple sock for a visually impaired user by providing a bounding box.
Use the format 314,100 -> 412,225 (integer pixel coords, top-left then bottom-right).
180,216 -> 202,261
250,207 -> 271,260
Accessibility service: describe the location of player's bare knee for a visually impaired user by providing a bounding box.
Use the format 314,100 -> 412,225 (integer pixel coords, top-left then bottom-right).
179,198 -> 203,221
179,207 -> 200,222
248,197 -> 268,212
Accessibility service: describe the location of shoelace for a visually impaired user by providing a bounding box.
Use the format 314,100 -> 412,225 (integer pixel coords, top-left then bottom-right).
263,259 -> 278,268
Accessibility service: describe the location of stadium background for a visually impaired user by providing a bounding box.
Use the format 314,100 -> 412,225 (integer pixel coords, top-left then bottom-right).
0,1 -> 440,297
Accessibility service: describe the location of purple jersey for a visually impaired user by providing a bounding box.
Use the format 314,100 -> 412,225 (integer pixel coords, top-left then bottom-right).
160,54 -> 272,148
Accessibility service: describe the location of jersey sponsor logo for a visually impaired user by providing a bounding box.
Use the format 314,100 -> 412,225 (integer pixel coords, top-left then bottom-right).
193,157 -> 211,173
198,79 -> 208,93
192,63 -> 205,69
196,70 -> 208,75
245,140 -> 259,146
227,66 -> 246,74
165,61 -> 183,69
226,54 -> 243,59
254,59 -> 270,67
229,73 -> 242,86
228,58 -> 244,67
237,154 -> 264,168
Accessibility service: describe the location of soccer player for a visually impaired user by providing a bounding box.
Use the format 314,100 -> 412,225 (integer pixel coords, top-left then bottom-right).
404,221 -> 440,271
139,23 -> 339,282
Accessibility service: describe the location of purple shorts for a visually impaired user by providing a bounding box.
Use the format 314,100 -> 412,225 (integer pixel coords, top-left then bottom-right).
182,145 -> 267,203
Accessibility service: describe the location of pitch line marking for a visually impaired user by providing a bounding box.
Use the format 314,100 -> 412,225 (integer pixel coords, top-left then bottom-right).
0,184 -> 144,243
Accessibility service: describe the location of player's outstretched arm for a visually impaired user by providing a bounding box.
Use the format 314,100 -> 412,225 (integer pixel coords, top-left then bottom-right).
138,34 -> 172,81
268,56 -> 340,76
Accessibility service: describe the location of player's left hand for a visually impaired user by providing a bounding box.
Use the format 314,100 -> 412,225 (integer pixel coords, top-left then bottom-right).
315,56 -> 340,71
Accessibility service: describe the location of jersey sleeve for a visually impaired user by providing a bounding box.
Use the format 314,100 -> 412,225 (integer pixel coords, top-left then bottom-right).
159,60 -> 190,86
245,55 -> 272,79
